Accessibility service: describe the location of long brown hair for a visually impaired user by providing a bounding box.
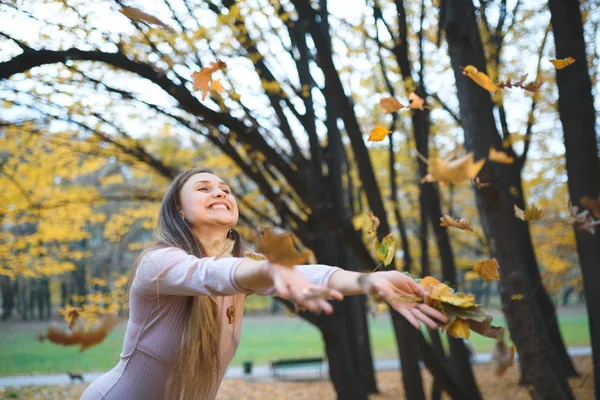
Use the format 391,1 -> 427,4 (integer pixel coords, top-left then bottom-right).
130,167 -> 243,399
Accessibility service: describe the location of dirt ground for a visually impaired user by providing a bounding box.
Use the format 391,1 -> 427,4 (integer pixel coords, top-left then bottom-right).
0,356 -> 593,400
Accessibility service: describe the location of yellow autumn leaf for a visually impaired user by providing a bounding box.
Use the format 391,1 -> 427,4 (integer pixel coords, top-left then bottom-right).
211,78 -> 223,93
440,215 -> 473,232
379,97 -> 404,113
549,57 -> 576,70
352,211 -> 380,234
368,125 -> 392,142
446,318 -> 470,339
372,233 -> 396,267
510,294 -> 525,300
462,65 -> 497,93
438,292 -> 476,308
488,148 -> 515,164
464,271 -> 480,281
119,6 -> 175,33
254,227 -> 314,267
514,204 -> 544,221
422,153 -> 485,185
473,258 -> 500,281
192,60 -> 227,101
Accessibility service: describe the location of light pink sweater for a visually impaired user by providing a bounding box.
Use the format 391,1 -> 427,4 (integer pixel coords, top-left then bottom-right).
80,247 -> 340,400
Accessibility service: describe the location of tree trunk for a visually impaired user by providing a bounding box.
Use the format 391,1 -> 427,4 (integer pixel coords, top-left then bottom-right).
441,1 -> 575,398
1,276 -> 15,320
548,0 -> 600,396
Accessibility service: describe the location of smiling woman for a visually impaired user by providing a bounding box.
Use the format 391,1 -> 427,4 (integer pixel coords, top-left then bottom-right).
79,167 -> 446,400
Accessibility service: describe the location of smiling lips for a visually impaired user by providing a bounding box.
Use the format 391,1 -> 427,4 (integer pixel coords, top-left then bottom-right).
207,202 -> 230,211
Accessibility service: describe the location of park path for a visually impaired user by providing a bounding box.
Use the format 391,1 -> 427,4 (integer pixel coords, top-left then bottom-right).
0,346 -> 591,388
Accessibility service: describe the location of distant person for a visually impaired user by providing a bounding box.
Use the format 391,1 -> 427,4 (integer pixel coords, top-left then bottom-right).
80,167 -> 446,400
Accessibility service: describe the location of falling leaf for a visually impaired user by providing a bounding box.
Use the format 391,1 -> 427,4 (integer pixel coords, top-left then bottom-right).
473,177 -> 490,189
462,65 -> 497,93
192,60 -> 228,101
469,315 -> 505,339
422,153 -> 485,185
211,79 -> 224,93
492,339 -> 516,376
497,74 -> 544,93
568,201 -> 600,234
368,125 -> 392,142
39,314 -> 120,352
408,92 -> 425,110
514,204 -> 544,221
511,294 -> 525,300
67,309 -> 81,331
440,215 -> 473,232
119,6 -> 176,33
488,148 -> 515,164
580,196 -> 600,218
464,271 -> 480,281
211,238 -> 235,259
549,57 -> 576,70
446,318 -> 470,339
379,97 -> 404,113
473,258 -> 500,281
372,233 -> 396,267
352,211 -> 380,235
254,227 -> 314,267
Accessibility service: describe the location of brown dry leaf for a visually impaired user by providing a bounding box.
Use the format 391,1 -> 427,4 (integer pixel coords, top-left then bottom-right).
488,148 -> 515,164
407,92 -> 425,110
446,318 -> 470,339
422,153 -> 485,185
514,204 -> 544,221
473,258 -> 500,281
462,65 -> 497,93
67,309 -> 81,331
522,80 -> 545,92
580,195 -> 600,218
40,314 -> 120,352
440,215 -> 473,232
568,202 -> 600,234
492,339 -> 516,376
379,97 -> 404,113
254,227 -> 314,267
368,125 -> 392,142
497,73 -> 544,93
473,177 -> 491,189
469,316 -> 505,339
192,60 -> 228,101
119,6 -> 176,33
549,57 -> 576,70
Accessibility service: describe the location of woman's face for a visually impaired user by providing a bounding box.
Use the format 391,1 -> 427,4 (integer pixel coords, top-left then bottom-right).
178,172 -> 239,231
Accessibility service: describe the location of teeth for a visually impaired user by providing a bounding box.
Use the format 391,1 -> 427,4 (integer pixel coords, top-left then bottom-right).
209,204 -> 227,210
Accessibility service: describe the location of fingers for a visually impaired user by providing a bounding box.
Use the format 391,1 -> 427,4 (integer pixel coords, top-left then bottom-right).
399,309 -> 420,329
410,308 -> 438,329
417,303 -> 448,324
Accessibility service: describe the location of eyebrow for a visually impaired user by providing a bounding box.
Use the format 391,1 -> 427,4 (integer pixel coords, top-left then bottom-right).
193,179 -> 229,186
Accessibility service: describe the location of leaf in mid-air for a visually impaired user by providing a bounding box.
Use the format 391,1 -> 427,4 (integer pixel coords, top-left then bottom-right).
352,211 -> 380,234
488,148 -> 515,164
368,125 -> 392,142
473,258 -> 500,281
192,60 -> 228,101
254,227 -> 314,267
379,97 -> 404,113
514,204 -> 544,221
119,6 -> 176,33
39,314 -> 120,352
407,92 -> 425,110
580,195 -> 600,218
421,153 -> 485,185
549,57 -> 576,70
462,65 -> 497,93
439,215 -> 473,232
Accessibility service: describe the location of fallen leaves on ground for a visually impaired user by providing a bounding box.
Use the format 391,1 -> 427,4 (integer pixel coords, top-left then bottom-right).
192,60 -> 228,101
38,314 -> 120,352
368,125 -> 392,142
119,6 -> 175,33
439,215 -> 473,232
473,258 -> 500,281
462,65 -> 497,93
488,148 -> 515,164
421,153 -> 485,185
514,204 -> 544,221
549,57 -> 576,69
253,227 -> 314,267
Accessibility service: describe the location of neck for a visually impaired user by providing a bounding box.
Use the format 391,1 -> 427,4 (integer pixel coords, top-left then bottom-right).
194,228 -> 232,257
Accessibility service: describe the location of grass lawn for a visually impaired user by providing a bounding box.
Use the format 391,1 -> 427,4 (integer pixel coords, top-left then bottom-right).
0,307 -> 590,376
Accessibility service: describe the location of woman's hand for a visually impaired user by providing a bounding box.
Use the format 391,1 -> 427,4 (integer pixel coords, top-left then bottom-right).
362,271 -> 448,329
269,263 -> 344,315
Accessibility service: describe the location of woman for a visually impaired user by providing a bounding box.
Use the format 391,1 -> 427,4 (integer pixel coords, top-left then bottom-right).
81,168 -> 446,400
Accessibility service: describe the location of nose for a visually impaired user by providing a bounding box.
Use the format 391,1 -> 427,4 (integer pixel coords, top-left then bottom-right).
213,188 -> 227,197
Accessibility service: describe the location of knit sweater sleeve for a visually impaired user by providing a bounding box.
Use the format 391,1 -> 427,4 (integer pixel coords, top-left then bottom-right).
133,247 -> 253,296
254,264 -> 341,296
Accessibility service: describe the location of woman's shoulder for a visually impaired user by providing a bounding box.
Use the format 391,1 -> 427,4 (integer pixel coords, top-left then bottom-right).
140,246 -> 190,267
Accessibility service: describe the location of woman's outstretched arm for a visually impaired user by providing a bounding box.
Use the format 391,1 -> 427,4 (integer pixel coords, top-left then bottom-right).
327,269 -> 448,329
